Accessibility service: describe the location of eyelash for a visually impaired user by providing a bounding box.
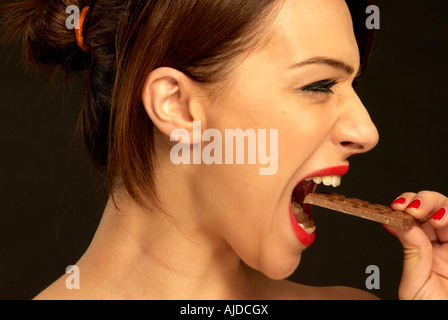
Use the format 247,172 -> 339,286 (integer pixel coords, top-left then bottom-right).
300,80 -> 338,95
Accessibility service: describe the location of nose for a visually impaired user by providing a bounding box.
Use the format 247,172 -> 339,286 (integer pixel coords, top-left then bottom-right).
332,93 -> 379,158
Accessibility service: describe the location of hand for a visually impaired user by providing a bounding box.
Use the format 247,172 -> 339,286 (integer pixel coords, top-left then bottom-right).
385,191 -> 448,300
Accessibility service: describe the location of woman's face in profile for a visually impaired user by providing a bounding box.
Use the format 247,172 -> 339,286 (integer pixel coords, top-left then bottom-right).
191,0 -> 379,279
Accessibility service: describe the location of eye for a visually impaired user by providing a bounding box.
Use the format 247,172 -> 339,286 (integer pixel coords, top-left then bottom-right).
300,80 -> 338,95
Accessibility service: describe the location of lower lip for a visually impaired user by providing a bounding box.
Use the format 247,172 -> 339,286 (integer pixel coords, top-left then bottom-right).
289,201 -> 315,247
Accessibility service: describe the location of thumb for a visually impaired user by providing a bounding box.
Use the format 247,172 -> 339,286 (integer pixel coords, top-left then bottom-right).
384,225 -> 433,300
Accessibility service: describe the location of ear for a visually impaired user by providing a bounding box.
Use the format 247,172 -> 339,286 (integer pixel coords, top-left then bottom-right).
141,67 -> 204,144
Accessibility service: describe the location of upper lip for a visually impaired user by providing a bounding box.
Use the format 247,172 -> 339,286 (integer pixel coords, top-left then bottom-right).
302,165 -> 350,181
291,165 -> 349,204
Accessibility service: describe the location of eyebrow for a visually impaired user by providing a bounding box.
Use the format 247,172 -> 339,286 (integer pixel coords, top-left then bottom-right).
289,56 -> 359,76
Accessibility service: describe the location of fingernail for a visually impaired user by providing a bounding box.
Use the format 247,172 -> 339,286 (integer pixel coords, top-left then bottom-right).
406,199 -> 422,210
392,197 -> 407,205
431,208 -> 446,222
383,225 -> 398,237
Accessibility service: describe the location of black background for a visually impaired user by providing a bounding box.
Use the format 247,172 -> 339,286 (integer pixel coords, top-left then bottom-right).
1,0 -> 447,300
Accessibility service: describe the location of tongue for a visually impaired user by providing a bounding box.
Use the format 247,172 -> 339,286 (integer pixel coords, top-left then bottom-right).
292,180 -> 316,205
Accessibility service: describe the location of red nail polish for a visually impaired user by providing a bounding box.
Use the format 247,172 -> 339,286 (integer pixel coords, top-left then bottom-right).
392,197 -> 406,205
431,208 -> 446,222
407,199 -> 422,209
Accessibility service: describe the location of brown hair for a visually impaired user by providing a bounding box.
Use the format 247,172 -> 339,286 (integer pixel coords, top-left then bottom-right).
0,0 -> 376,210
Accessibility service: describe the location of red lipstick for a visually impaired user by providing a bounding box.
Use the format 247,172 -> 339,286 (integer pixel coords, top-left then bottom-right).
289,201 -> 316,246
289,165 -> 349,246
303,165 -> 349,180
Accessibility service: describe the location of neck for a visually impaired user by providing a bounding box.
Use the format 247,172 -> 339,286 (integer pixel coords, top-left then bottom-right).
77,190 -> 258,299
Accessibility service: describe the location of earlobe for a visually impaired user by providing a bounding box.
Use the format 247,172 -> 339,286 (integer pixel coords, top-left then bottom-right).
141,67 -> 199,143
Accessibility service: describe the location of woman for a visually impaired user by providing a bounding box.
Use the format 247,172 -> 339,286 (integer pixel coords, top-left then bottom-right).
1,0 -> 447,299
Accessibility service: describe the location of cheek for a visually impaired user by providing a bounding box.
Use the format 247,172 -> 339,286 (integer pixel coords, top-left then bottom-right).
205,73 -> 284,131
276,107 -> 329,170
199,87 -> 326,275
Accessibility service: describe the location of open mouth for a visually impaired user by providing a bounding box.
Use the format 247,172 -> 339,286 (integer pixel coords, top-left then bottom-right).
290,175 -> 343,245
291,179 -> 317,234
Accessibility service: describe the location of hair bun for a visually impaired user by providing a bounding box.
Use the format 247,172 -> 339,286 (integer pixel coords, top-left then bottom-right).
0,0 -> 89,73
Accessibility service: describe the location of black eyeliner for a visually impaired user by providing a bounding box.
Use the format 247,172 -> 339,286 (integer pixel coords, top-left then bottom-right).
300,80 -> 338,94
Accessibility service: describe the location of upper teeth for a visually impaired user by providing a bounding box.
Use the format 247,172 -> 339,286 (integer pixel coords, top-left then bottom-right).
305,176 -> 341,187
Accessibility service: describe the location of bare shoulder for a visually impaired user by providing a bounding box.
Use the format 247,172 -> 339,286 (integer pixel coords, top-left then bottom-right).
33,271 -> 105,300
312,284 -> 380,300
269,279 -> 380,300
33,277 -> 85,300
33,279 -> 71,300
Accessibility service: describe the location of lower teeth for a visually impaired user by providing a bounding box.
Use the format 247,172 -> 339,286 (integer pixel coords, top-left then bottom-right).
298,223 -> 316,234
292,199 -> 316,234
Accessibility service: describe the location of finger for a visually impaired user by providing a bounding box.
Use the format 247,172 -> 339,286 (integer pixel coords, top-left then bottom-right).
390,191 -> 440,242
419,220 -> 439,243
390,192 -> 416,210
428,202 -> 448,243
402,191 -> 448,221
387,225 -> 433,300
400,191 -> 448,243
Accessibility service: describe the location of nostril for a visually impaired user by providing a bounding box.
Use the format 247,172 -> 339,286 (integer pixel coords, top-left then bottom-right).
341,141 -> 364,149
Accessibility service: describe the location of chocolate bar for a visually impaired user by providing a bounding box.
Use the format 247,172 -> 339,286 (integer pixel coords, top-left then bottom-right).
304,192 -> 419,230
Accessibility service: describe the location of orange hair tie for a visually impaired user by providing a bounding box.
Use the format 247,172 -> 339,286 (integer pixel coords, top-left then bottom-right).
75,6 -> 90,52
